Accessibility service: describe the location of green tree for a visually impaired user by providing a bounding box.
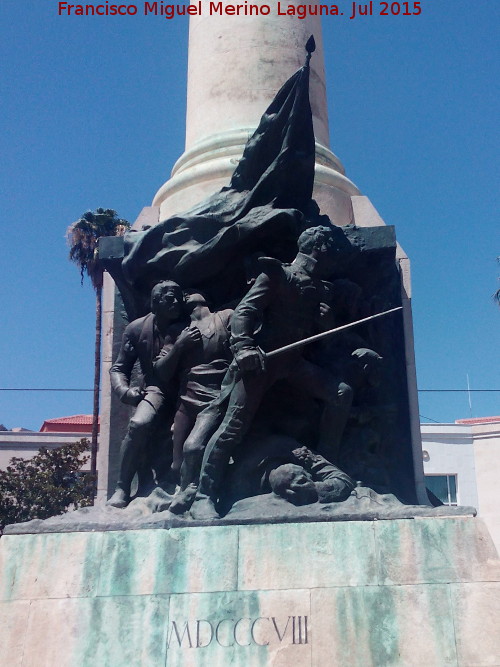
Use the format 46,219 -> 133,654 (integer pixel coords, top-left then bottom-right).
67,208 -> 129,488
0,439 -> 94,531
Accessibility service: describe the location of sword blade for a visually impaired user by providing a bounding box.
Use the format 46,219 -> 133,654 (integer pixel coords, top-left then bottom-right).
265,306 -> 403,359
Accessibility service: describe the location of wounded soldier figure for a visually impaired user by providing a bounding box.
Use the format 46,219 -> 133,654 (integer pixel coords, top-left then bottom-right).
224,434 -> 355,512
154,291 -> 233,513
270,446 -> 355,505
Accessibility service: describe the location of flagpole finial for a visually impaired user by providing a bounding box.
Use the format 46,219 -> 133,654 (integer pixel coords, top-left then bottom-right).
305,35 -> 316,66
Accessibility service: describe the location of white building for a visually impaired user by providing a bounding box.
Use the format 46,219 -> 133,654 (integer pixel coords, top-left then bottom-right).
422,417 -> 500,551
0,415 -> 96,471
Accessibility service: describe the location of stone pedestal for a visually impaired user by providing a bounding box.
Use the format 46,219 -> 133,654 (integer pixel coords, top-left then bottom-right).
2,517 -> 499,666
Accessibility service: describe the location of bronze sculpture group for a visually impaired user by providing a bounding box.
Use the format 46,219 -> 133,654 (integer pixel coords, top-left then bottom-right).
103,40 -> 422,520
108,227 -> 376,518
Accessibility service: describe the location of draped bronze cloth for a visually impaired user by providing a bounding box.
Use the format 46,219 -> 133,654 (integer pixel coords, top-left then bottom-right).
122,62 -> 316,299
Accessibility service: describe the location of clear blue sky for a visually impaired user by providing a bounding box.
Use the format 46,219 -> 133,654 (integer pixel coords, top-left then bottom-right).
1,1 -> 498,430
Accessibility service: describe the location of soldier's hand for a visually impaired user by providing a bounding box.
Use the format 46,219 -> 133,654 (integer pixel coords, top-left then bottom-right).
292,446 -> 317,467
235,347 -> 266,373
319,302 -> 335,329
176,326 -> 202,350
319,302 -> 331,315
121,387 -> 145,406
292,446 -> 310,461
319,302 -> 334,318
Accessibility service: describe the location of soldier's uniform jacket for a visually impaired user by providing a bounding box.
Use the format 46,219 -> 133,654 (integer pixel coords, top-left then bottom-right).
230,252 -> 335,357
110,313 -> 184,400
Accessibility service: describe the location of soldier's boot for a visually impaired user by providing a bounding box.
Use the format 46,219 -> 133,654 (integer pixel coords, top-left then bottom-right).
107,486 -> 130,508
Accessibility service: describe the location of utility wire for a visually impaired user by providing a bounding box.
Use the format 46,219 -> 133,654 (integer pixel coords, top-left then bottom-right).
1,388 -> 499,393
419,414 -> 442,423
418,389 -> 499,393
0,388 -> 95,392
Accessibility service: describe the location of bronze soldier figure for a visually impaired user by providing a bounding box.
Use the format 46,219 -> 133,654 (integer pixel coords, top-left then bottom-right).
154,291 -> 233,513
191,226 -> 355,519
107,280 -> 185,508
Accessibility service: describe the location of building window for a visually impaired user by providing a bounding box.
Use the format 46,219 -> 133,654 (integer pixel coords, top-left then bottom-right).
425,474 -> 458,506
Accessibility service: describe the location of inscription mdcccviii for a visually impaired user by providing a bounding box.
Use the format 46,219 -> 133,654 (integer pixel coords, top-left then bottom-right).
167,615 -> 309,649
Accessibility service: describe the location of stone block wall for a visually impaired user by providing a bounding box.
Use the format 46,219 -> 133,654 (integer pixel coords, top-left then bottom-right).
1,517 -> 499,666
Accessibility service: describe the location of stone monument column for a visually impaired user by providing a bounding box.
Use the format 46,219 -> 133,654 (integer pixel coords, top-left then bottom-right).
153,1 -> 360,223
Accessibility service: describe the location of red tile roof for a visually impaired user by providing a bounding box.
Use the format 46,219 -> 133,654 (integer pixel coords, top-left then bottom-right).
455,416 -> 500,425
40,415 -> 99,433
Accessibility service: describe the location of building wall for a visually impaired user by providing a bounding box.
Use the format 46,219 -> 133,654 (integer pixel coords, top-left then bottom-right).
471,422 -> 500,552
421,424 -> 479,508
422,421 -> 500,553
0,432 -> 91,471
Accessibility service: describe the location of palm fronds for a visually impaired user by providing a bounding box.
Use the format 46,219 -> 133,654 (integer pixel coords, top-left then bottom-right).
67,207 -> 129,289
